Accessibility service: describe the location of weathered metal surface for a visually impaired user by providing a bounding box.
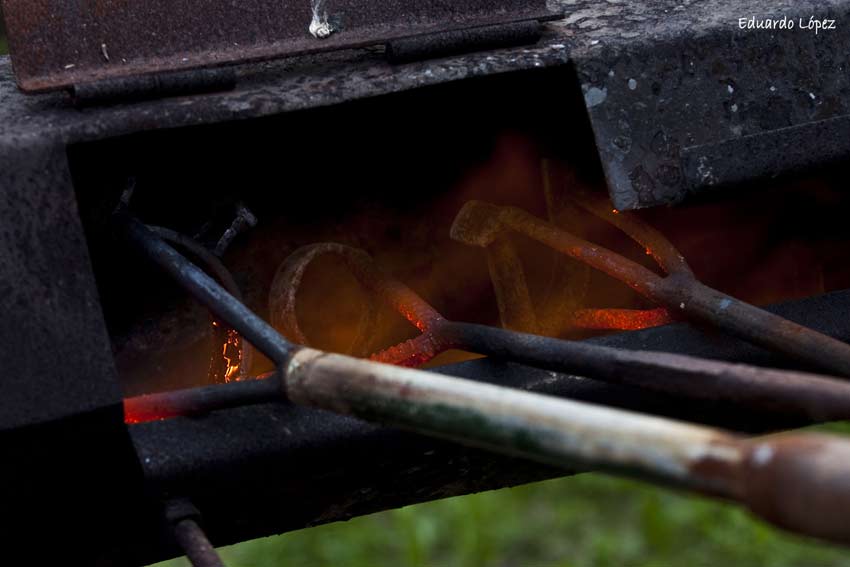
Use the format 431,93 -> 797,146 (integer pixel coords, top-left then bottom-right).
571,0 -> 850,209
5,2 -> 850,560
1,2 -> 850,209
681,113 -> 850,190
0,42 -> 573,147
0,137 -> 119,428
0,139 -> 154,565
286,348 -> 744,493
0,0 -> 557,92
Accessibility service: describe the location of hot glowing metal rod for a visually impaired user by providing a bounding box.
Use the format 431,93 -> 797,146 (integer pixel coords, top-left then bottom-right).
124,374 -> 279,423
123,217 -> 850,546
271,243 -> 850,422
451,200 -> 850,377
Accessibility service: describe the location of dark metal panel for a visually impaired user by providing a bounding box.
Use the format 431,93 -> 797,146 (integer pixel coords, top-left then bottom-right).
0,136 -> 121,428
0,140 -> 152,567
681,113 -> 850,190
3,2 -> 850,209
570,0 -> 850,209
130,289 -> 850,565
1,407 -> 156,565
0,0 -> 557,92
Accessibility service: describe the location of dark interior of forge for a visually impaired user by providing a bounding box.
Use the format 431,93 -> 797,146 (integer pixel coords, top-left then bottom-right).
67,65 -> 850,398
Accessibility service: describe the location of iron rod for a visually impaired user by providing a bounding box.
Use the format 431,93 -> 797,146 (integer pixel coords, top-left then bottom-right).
274,243 -> 850,421
287,349 -> 743,493
451,201 -> 850,377
173,518 -> 227,567
439,321 -> 850,421
124,373 -> 279,423
149,225 -> 254,382
662,278 -> 850,380
286,348 -> 850,545
124,216 -> 295,365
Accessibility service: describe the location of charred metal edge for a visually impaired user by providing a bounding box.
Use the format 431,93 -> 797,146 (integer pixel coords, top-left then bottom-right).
129,289 -> 850,565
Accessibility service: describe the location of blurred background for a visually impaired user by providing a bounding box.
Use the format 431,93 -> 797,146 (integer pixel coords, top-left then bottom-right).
156,446 -> 850,567
152,431 -> 850,567
1,20 -> 849,567
153,436 -> 850,567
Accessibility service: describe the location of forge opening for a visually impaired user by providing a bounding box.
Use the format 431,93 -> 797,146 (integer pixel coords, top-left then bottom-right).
67,65 -> 850,400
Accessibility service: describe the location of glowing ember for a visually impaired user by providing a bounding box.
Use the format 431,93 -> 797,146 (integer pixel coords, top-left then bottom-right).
572,308 -> 673,331
371,333 -> 446,367
223,328 -> 244,382
209,321 -> 250,384
125,373 -> 277,424
124,396 -> 179,424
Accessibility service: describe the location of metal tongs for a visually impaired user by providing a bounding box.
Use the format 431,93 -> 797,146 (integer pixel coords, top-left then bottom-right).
448,193 -> 850,377
271,238 -> 850,422
123,216 -> 850,546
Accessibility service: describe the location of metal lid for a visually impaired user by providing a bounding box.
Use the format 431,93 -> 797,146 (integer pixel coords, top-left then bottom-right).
0,0 -> 558,93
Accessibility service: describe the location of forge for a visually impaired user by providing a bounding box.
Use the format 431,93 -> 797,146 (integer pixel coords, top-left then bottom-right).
4,1 -> 850,565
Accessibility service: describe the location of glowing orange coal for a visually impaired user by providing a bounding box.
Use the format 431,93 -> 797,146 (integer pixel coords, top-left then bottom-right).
572,308 -> 673,331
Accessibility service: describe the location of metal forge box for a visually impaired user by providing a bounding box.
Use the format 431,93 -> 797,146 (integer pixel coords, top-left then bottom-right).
3,1 -> 850,565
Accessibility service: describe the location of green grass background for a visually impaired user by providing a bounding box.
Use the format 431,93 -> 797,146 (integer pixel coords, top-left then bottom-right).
154,422 -> 850,566
1,30 -> 847,567
155,472 -> 850,567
